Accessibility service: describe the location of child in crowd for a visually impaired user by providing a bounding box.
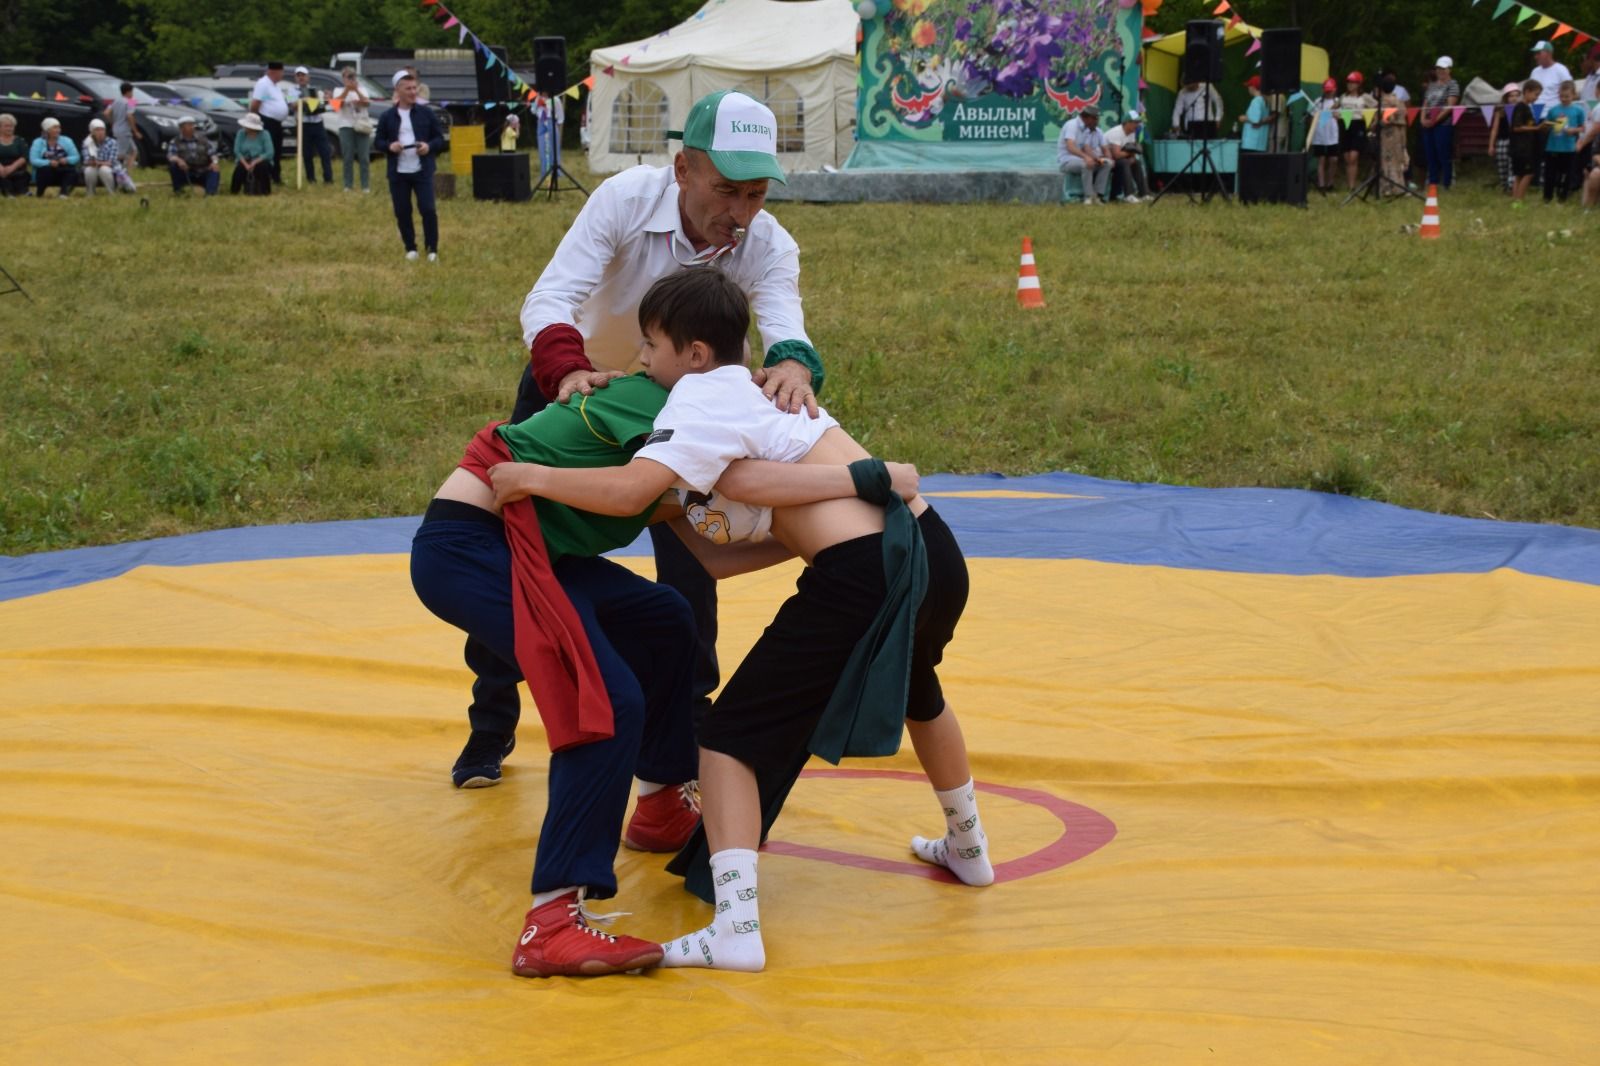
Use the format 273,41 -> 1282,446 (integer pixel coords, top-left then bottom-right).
1307,78 -> 1342,192
1236,75 -> 1272,153
1510,80 -> 1542,206
413,293 -> 911,977
1487,83 -> 1521,194
490,269 -> 992,974
1337,72 -> 1375,191
1542,80 -> 1586,203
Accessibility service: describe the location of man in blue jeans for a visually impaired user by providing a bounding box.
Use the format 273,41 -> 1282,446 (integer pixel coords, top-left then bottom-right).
373,70 -> 443,261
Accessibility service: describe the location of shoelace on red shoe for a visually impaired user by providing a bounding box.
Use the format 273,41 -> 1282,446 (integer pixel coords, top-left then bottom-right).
570,890 -> 629,943
678,780 -> 702,814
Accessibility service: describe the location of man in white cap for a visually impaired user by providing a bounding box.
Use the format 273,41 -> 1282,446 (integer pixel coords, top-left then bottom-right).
443,90 -> 821,802
285,65 -> 334,184
248,61 -> 290,183
373,69 -> 445,261
1103,110 -> 1150,202
1529,41 -> 1573,110
1419,57 -> 1461,190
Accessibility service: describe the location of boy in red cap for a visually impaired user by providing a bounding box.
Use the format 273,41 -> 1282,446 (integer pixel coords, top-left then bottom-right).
1237,75 -> 1274,153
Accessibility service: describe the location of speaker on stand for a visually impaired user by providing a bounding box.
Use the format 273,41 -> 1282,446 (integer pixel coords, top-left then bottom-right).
531,35 -> 587,198
1151,19 -> 1231,204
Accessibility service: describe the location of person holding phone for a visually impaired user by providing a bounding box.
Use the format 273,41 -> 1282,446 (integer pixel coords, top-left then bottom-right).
374,69 -> 445,262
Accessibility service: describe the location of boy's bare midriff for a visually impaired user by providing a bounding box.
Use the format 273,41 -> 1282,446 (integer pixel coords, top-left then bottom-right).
435,467 -> 499,513
772,427 -> 927,565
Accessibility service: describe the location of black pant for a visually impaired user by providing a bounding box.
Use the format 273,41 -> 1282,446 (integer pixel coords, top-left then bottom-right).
35,166 -> 77,195
0,169 -> 29,196
231,162 -> 272,195
261,116 -> 284,182
388,169 -> 438,253
300,121 -> 333,183
1543,150 -> 1577,202
170,163 -> 219,195
487,364 -> 722,734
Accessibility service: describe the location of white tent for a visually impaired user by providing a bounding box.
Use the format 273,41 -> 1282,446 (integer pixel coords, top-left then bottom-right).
587,0 -> 858,176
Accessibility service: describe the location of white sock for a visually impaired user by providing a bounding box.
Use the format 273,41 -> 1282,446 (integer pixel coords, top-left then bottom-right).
636,780 -> 666,797
531,885 -> 577,909
660,848 -> 765,972
912,779 -> 994,886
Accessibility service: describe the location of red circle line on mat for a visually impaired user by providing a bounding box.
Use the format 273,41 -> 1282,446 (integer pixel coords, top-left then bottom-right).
760,768 -> 1117,884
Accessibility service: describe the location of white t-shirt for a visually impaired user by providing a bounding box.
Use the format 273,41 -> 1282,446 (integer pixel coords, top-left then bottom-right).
251,75 -> 289,121
633,364 -> 839,544
1103,124 -> 1140,151
396,107 -> 421,174
1529,62 -> 1573,108
519,165 -> 811,370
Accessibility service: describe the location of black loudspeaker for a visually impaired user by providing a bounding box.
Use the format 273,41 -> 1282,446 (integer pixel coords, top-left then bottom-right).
1260,28 -> 1303,94
1238,151 -> 1308,205
1184,20 -> 1224,84
533,37 -> 567,95
472,152 -> 531,201
475,44 -> 510,105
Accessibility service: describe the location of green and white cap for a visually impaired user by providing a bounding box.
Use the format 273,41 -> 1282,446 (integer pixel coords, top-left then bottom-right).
676,90 -> 787,184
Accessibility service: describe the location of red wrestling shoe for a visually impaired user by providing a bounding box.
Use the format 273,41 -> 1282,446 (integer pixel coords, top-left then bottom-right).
623,781 -> 701,852
511,890 -> 664,978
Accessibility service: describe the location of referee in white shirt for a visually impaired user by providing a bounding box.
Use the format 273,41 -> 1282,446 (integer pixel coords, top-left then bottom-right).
507,89 -> 824,747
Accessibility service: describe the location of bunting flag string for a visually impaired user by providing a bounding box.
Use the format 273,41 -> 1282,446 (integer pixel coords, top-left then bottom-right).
1471,0 -> 1600,62
413,0 -> 592,104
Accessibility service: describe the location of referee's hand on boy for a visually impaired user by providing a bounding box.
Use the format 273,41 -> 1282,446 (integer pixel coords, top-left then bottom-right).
751,361 -> 819,418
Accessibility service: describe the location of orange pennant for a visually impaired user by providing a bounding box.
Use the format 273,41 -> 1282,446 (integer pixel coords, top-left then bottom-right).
1552,23 -> 1573,40
1214,0 -> 1230,12
54,91 -> 67,101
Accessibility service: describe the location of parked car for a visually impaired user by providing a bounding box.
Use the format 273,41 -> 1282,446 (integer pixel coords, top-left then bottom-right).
0,65 -> 218,165
167,77 -> 295,155
136,81 -> 243,158
212,63 -> 445,153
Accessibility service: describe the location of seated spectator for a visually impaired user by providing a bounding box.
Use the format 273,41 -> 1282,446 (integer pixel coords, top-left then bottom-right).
1103,110 -> 1150,203
81,119 -> 135,195
231,113 -> 273,196
167,115 -> 219,196
29,117 -> 79,198
0,113 -> 29,197
1058,105 -> 1112,205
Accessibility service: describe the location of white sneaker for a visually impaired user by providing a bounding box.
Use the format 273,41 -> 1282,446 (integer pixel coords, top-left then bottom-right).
427,252 -> 438,263
404,250 -> 419,262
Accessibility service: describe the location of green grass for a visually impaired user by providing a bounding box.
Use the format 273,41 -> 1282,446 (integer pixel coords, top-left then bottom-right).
2,154 -> 1597,554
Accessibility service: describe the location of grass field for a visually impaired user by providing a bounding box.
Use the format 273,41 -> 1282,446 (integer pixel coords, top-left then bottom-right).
1,153 -> 1597,555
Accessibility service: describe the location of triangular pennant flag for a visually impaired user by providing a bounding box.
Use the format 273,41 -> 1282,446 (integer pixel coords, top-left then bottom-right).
1226,13 -> 1241,29
1517,6 -> 1538,26
30,91 -> 41,98
329,97 -> 342,111
459,25 -> 468,43
421,0 -> 440,6
1339,108 -> 1353,125
1571,32 -> 1592,50
54,91 -> 66,101
603,65 -> 614,76
1381,107 -> 1396,121
1533,14 -> 1554,30
1405,107 -> 1418,125
485,52 -> 497,69
1246,38 -> 1261,55
484,100 -> 496,108
1214,0 -> 1230,12
443,15 -> 458,27
583,76 -> 595,89
1492,0 -> 1515,15
5,91 -> 15,98
621,54 -> 631,65
1553,23 -> 1572,40
564,84 -> 579,99
1504,103 -> 1516,123
1531,103 -> 1545,120
1481,105 -> 1493,123
1364,108 -> 1377,124
1450,106 -> 1464,124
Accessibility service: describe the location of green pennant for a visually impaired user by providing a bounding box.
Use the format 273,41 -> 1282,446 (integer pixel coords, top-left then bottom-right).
1493,0 -> 1515,16
1516,5 -> 1537,25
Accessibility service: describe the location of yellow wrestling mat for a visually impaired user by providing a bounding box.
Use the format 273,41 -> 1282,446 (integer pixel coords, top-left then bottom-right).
2,473 -> 1598,1063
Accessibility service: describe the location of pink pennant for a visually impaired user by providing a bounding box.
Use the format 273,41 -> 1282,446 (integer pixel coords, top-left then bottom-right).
443,15 -> 458,28
1246,38 -> 1261,55
1450,106 -> 1464,124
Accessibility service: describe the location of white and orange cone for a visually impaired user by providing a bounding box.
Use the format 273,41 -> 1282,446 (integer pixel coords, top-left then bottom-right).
1419,184 -> 1441,239
1017,237 -> 1044,309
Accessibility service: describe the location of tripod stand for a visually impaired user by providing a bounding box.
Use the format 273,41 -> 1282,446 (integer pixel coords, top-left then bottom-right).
1343,100 -> 1422,205
1150,80 -> 1231,205
535,107 -> 588,200
0,260 -> 30,301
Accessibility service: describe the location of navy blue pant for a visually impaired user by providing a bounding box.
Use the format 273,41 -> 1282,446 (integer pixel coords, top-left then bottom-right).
169,163 -> 219,195
300,121 -> 333,183
388,169 -> 438,253
1421,124 -> 1453,189
509,364 -> 721,720
411,514 -> 698,899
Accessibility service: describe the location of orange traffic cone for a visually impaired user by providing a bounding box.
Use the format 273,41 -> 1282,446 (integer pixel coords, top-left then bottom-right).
1419,184 -> 1441,239
1017,237 -> 1044,308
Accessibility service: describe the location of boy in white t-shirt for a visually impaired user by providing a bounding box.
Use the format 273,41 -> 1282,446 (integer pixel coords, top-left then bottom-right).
490,269 -> 993,972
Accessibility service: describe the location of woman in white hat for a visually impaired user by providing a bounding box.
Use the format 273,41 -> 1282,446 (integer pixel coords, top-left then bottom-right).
28,117 -> 80,197
231,112 -> 274,195
1419,57 -> 1461,190
81,117 -> 134,195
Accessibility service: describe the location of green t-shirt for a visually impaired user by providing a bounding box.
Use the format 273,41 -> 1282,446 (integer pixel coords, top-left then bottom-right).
495,373 -> 668,560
